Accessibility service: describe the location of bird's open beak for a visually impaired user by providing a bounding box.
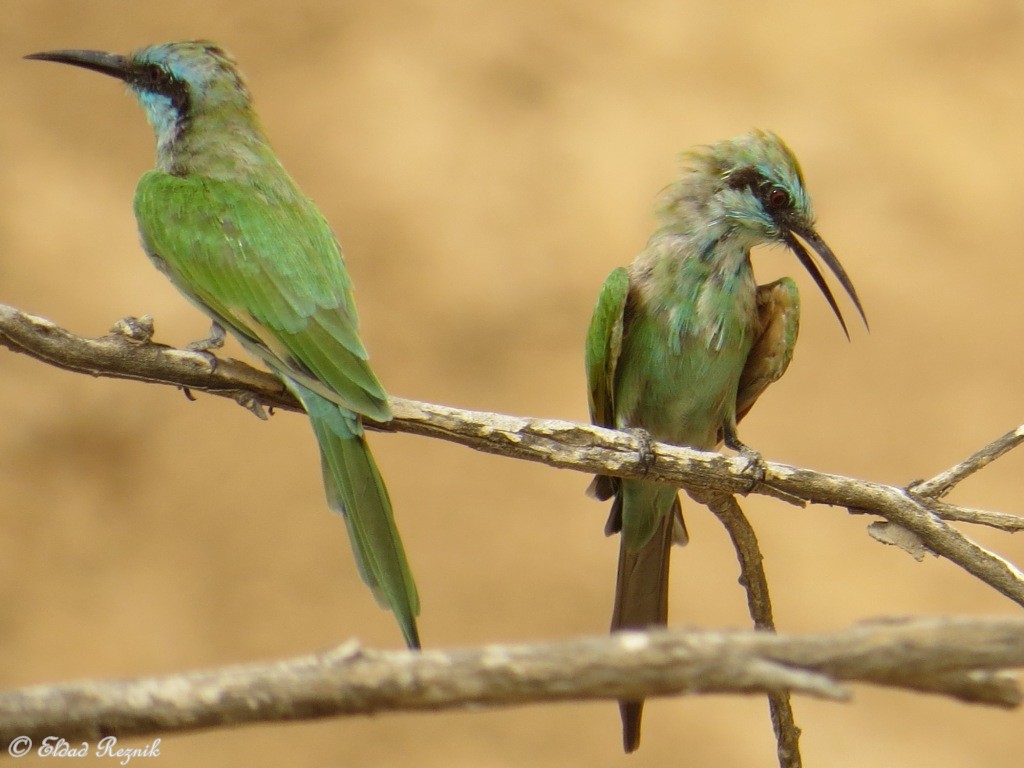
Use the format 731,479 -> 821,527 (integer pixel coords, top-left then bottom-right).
783,225 -> 868,339
25,49 -> 131,81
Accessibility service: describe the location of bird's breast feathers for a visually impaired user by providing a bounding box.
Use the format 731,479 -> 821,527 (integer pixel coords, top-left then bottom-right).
653,265 -> 757,355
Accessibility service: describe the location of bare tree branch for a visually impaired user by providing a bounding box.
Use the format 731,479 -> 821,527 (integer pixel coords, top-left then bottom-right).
910,425 -> 1024,500
5,304 -> 1024,753
0,307 -> 300,412
3,304 -> 1024,603
918,501 -> 1024,532
0,617 -> 1022,749
691,490 -> 802,768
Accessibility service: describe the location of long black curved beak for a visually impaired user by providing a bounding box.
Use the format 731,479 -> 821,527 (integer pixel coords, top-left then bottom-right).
25,49 -> 131,81
783,225 -> 868,340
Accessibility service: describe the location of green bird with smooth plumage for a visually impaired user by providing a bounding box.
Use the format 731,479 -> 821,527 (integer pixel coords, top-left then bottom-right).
28,41 -> 420,648
586,131 -> 866,751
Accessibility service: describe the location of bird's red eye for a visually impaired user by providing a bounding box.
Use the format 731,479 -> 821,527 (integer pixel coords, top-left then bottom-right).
767,188 -> 789,210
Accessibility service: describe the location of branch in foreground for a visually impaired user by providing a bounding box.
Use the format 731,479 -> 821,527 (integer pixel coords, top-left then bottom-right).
3,304 -> 1024,607
0,617 -> 1021,749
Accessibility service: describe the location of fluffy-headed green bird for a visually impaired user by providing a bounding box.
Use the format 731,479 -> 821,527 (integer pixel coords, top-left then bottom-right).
586,131 -> 866,751
28,41 -> 420,648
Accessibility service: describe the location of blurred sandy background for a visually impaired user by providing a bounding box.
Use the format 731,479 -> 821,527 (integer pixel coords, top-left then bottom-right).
2,1 -> 1024,766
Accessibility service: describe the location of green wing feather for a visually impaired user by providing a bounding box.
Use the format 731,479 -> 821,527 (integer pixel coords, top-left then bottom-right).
584,267 -> 630,504
133,170 -> 390,422
134,170 -> 419,647
585,266 -> 631,429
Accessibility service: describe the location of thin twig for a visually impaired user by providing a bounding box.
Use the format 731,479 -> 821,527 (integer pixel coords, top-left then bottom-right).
910,425 -> 1024,500
0,618 -> 1022,749
692,490 -> 801,768
919,501 -> 1024,533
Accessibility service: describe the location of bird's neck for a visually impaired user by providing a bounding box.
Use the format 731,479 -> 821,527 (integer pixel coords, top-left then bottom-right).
633,229 -> 758,352
153,107 -> 285,182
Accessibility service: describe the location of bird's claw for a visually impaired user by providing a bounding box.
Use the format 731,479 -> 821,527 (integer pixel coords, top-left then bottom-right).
723,430 -> 766,494
736,445 -> 767,493
186,323 -> 226,373
235,393 -> 270,421
187,321 -> 227,352
629,428 -> 657,476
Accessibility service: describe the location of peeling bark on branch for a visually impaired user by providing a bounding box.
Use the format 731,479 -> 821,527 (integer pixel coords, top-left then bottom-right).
0,618 -> 1022,749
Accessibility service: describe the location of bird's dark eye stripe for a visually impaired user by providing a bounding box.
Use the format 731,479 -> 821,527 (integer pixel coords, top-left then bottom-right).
726,168 -> 792,212
129,64 -> 190,115
130,64 -> 174,91
725,167 -> 762,193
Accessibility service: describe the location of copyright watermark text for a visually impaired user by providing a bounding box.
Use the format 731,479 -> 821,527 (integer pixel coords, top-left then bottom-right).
8,736 -> 161,765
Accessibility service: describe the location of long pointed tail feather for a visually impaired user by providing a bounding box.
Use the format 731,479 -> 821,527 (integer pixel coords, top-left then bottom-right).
289,380 -> 420,648
610,492 -> 682,752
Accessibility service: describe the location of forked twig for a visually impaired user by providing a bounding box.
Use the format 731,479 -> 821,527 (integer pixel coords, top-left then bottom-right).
691,489 -> 801,768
